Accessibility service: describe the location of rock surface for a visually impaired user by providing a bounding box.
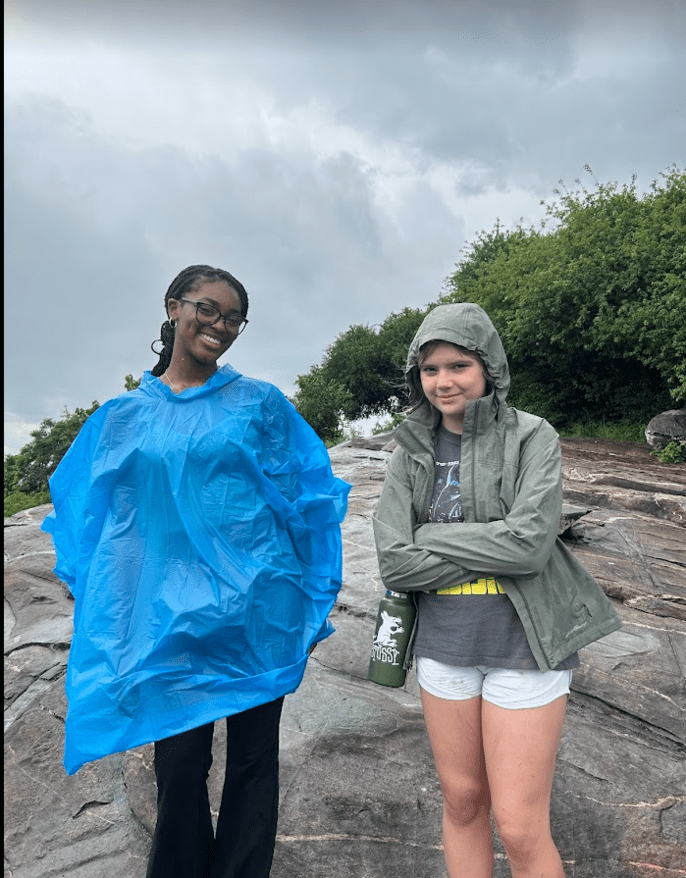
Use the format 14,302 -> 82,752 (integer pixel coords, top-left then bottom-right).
4,438 -> 686,878
645,409 -> 686,452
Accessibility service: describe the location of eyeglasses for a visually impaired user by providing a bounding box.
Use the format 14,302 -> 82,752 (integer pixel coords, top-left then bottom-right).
178,297 -> 249,334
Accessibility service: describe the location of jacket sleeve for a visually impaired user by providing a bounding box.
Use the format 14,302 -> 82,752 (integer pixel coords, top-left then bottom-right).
413,423 -> 562,576
372,447 -> 477,593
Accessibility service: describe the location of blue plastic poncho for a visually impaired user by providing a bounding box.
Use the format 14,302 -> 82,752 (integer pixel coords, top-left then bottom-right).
42,365 -> 350,775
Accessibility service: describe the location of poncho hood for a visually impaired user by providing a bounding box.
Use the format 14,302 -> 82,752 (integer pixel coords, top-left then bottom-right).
42,364 -> 350,774
405,303 -> 510,407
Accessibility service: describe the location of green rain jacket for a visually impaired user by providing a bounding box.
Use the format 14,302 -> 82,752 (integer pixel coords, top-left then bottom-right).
372,303 -> 621,671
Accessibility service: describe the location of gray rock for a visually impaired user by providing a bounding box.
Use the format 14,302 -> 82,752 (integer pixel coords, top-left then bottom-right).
558,502 -> 593,535
4,439 -> 686,878
645,408 -> 686,452
561,435 -> 686,524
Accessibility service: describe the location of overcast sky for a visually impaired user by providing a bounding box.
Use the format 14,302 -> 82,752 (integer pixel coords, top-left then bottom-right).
5,0 -> 685,455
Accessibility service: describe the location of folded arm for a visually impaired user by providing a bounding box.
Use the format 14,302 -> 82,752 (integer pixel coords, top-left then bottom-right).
373,451 -> 476,593
414,427 -> 562,575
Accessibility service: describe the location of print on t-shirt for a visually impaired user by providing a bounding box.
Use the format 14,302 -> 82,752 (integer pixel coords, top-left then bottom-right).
429,459 -> 463,522
429,426 -> 463,523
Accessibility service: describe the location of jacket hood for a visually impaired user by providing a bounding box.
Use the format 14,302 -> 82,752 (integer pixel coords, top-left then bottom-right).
406,303 -> 510,404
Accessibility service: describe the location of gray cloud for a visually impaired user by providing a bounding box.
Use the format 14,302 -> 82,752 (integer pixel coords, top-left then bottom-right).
8,0 -> 686,50
250,35 -> 684,192
6,0 -> 576,44
4,93 -> 462,428
4,0 -> 684,451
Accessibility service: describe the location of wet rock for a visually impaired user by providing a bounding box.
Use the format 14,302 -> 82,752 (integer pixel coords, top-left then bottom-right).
560,436 -> 686,524
4,439 -> 686,878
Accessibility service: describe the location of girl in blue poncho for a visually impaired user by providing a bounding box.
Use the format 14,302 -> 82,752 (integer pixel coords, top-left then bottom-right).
43,265 -> 350,878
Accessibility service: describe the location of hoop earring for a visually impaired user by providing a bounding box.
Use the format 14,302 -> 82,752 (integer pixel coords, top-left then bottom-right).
169,319 -> 176,329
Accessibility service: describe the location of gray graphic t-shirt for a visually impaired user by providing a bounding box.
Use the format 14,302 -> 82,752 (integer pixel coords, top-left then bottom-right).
413,423 -> 578,670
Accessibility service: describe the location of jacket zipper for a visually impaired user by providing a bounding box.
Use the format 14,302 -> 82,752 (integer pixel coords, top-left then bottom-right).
470,401 -> 478,519
471,399 -> 550,669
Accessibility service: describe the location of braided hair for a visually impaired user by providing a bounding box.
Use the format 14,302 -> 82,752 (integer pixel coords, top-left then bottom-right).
151,265 -> 249,377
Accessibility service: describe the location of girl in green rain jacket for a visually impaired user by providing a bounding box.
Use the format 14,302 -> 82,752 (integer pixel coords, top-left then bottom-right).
373,302 -> 620,878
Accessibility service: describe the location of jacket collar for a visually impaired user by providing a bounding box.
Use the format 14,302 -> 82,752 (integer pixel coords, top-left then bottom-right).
394,390 -> 501,454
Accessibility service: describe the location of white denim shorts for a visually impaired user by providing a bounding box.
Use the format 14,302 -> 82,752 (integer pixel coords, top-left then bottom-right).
416,657 -> 572,710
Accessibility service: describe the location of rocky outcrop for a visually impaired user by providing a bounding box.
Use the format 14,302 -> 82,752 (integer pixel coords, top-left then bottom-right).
645,409 -> 686,452
4,438 -> 685,878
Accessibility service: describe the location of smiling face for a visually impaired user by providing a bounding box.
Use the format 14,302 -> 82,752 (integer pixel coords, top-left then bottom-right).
419,342 -> 488,434
167,280 -> 243,374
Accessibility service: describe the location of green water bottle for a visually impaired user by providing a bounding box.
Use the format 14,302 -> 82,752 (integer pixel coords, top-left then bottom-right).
367,590 -> 417,687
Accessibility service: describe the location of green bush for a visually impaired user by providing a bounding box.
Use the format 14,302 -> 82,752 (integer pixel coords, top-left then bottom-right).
556,421 -> 647,443
442,166 -> 685,426
4,489 -> 51,519
3,377 -> 142,518
650,440 -> 685,464
291,308 -> 427,443
4,403 -> 100,518
292,168 -> 684,444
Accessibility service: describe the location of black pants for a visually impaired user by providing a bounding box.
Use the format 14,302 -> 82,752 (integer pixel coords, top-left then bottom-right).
146,697 -> 285,878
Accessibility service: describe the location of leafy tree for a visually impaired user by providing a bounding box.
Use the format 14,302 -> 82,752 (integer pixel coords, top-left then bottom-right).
320,324 -> 390,420
4,402 -> 100,516
4,376 -> 141,517
375,307 -> 431,393
291,167 -> 685,441
291,307 -> 427,442
442,166 -> 685,426
288,367 -> 354,445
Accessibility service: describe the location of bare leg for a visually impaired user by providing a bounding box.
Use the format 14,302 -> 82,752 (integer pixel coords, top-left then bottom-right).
420,689 -> 493,878
482,695 -> 567,878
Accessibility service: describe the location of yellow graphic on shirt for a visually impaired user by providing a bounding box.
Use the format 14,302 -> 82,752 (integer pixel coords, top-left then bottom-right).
437,577 -> 505,595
